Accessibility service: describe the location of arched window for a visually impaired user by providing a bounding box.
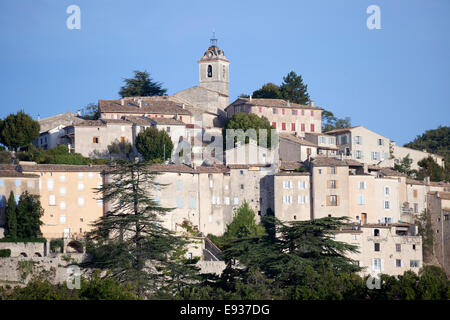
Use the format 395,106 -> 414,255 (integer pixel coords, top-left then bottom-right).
207,65 -> 212,78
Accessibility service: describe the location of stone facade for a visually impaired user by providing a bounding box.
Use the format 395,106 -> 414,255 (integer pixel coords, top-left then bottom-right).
391,143 -> 445,171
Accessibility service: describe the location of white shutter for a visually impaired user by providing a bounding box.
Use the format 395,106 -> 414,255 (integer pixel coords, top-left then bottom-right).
371,259 -> 376,271
401,260 -> 404,268
381,259 -> 385,272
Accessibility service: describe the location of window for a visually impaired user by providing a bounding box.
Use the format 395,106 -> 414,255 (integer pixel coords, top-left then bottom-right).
384,201 -> 391,209
358,181 -> 366,189
298,195 -> 306,204
15,179 -> 21,187
176,197 -> 183,209
60,215 -> 66,224
329,180 -> 337,189
49,195 -> 56,206
310,110 -> 314,116
78,172 -> 84,179
207,65 -> 212,77
410,260 -> 419,268
154,196 -> 160,206
330,167 -> 336,174
93,137 -> 100,143
240,170 -> 244,175
298,181 -> 306,189
189,197 -> 196,209
283,181 -> 292,189
396,259 -> 402,267
291,123 -> 296,131
354,136 -> 363,145
225,197 -> 230,205
374,229 -> 380,236
371,152 -> 380,161
271,122 -> 277,129
211,196 -> 216,205
121,136 -> 126,143
0,195 -> 5,208
413,189 -> 418,198
0,179 -> 3,187
378,139 -> 384,146
60,187 -> 67,195
396,244 -> 401,252
28,181 -> 34,188
384,186 -> 390,195
47,179 -> 54,190
78,197 -> 85,206
414,203 -> 418,213
374,243 -> 380,251
60,201 -> 66,210
282,195 -> 292,204
310,124 -> 315,132
412,244 -> 416,250
282,123 -> 286,131
177,180 -> 183,191
357,194 -> 365,205
234,197 -> 239,205
209,179 -> 213,188
328,195 -> 338,206
77,182 -> 84,191
301,123 -> 305,132
354,150 -> 363,159
282,109 -> 285,115
240,184 -> 244,190
59,174 -> 66,182
383,217 -> 393,223
372,258 -> 381,271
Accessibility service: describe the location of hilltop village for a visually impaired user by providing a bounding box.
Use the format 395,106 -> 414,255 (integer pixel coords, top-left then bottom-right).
1,37 -> 449,285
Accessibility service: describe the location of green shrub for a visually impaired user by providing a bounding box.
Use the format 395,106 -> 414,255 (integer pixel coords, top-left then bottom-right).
50,239 -> 64,253
0,249 -> 11,257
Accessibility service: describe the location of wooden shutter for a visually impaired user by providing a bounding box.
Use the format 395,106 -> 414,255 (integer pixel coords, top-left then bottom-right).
336,195 -> 340,206
326,196 -> 330,206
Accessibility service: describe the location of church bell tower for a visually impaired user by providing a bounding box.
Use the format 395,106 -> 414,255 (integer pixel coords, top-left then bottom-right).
198,32 -> 230,98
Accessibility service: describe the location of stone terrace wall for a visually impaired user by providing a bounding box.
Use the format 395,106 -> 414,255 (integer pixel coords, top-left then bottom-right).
0,242 -> 46,258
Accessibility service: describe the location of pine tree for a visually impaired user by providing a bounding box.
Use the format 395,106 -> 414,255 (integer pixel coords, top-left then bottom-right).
119,70 -> 167,98
279,71 -> 310,105
83,161 -> 200,297
5,191 -> 17,240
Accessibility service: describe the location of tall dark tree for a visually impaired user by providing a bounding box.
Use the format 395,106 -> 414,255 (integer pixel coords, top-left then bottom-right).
107,139 -> 133,160
135,127 -> 173,162
416,156 -> 447,182
252,83 -> 282,99
5,191 -> 17,239
0,111 -> 40,151
119,70 -> 167,98
83,161 -> 200,297
16,191 -> 44,239
279,71 -> 310,105
83,103 -> 100,120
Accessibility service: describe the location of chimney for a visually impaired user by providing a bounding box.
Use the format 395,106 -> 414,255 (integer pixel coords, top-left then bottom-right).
37,114 -> 40,121
287,101 -> 290,107
77,110 -> 81,116
121,99 -> 125,106
309,100 -> 314,107
182,104 -> 185,109
249,96 -> 252,101
138,99 -> 142,108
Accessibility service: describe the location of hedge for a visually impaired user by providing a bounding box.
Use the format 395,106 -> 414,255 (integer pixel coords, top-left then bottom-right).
0,249 -> 11,257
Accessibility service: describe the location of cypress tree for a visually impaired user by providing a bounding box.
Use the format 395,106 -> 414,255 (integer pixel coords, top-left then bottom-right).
5,191 -> 17,240
16,192 -> 44,239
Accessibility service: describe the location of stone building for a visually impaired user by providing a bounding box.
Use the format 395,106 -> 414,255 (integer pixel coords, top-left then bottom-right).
326,126 -> 391,166
427,191 -> 450,276
17,163 -> 107,240
225,98 -> 323,136
390,142 -> 445,171
279,133 -> 318,162
335,224 -> 423,276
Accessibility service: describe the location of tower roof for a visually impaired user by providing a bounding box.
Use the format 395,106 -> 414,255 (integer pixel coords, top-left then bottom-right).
199,32 -> 229,62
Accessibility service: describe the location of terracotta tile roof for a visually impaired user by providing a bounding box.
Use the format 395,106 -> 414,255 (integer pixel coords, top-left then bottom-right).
146,163 -> 229,174
149,118 -> 186,126
123,116 -> 152,126
438,192 -> 450,200
0,170 -> 40,178
226,98 -> 323,111
99,97 -> 192,116
343,159 -> 364,167
38,112 -> 84,133
309,156 -> 349,167
279,161 -> 307,171
378,168 -> 407,177
19,164 -> 109,172
227,164 -> 271,169
325,126 -> 360,134
279,134 -> 318,147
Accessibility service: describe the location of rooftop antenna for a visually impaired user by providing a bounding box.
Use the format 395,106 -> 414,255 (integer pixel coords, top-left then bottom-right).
210,29 -> 218,47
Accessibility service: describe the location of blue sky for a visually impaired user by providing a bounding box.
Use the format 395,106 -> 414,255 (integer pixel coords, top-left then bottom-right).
0,0 -> 449,145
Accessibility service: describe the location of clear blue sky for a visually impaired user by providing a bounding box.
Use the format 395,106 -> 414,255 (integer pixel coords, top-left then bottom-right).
0,0 -> 449,145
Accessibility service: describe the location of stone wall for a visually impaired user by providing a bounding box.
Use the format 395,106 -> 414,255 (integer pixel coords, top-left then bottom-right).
0,242 -> 46,258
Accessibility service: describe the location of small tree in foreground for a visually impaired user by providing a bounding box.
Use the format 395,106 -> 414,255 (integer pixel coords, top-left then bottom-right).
83,161 -> 200,297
